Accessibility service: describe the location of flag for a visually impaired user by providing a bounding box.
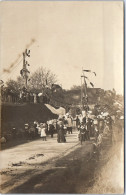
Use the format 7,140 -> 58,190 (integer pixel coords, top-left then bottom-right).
83,70 -> 97,76
93,72 -> 96,76
90,82 -> 94,87
83,70 -> 91,72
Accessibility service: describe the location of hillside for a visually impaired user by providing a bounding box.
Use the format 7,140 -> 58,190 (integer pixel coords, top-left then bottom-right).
1,103 -> 58,136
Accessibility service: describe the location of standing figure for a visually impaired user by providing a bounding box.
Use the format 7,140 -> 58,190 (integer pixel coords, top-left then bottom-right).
57,121 -> 66,143
79,122 -> 86,145
33,93 -> 37,104
24,123 -> 29,139
29,124 -> 35,140
76,116 -> 80,129
40,123 -> 47,141
34,121 -> 38,138
49,123 -> 55,138
86,116 -> 92,140
67,116 -> 73,134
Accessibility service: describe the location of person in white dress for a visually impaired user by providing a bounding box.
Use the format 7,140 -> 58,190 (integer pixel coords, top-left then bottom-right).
40,123 -> 47,141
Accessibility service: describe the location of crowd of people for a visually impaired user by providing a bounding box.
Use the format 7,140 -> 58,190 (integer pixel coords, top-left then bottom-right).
1,109 -> 114,146
0,113 -> 74,144
76,113 -> 113,145
1,86 -> 50,104
23,114 -> 73,143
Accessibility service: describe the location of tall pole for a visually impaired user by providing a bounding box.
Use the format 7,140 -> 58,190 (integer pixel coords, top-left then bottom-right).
20,49 -> 30,89
82,70 -> 87,98
23,52 -> 27,89
81,76 -> 83,110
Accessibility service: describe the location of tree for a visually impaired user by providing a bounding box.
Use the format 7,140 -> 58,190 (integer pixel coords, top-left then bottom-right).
6,77 -> 24,93
28,67 -> 57,93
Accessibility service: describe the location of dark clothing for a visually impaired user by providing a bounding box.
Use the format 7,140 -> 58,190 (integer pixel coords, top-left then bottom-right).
84,118 -> 92,139
79,126 -> 86,143
57,125 -> 66,143
76,117 -> 80,126
34,124 -> 38,137
67,127 -> 72,134
49,124 -> 55,138
83,117 -> 86,124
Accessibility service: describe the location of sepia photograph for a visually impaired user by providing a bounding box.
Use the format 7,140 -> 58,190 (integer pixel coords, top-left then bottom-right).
0,1 -> 124,194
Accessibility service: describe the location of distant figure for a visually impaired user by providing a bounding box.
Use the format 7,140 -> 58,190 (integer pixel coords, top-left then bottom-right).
78,122 -> 86,144
29,125 -> 35,140
11,127 -> 17,139
24,123 -> 29,139
40,123 -> 47,141
76,116 -> 80,127
34,121 -> 38,137
49,123 -> 55,138
57,121 -> 66,143
86,116 -> 92,140
67,116 -> 73,134
33,93 -> 37,104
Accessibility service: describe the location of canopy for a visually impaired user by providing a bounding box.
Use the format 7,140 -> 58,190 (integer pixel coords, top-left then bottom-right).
45,104 -> 66,116
56,107 -> 66,116
45,104 -> 59,115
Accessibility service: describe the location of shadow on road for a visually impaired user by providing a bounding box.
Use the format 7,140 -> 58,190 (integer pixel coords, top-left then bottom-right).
2,140 -> 101,194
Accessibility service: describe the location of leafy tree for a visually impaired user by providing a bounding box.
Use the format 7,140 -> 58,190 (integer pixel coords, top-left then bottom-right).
5,67 -> 57,94
28,67 -> 57,93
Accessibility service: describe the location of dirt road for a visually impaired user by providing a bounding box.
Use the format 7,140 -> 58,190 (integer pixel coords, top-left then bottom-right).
1,125 -> 123,194
0,130 -> 95,193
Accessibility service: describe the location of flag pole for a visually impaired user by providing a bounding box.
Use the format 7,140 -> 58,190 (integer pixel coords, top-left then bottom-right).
82,68 -> 88,105
81,75 -> 83,110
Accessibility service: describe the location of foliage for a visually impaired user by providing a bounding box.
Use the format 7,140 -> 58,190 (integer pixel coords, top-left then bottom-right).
6,77 -> 24,93
5,67 -> 57,94
28,67 -> 57,93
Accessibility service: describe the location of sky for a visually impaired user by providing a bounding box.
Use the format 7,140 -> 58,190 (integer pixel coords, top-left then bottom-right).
0,1 -> 124,94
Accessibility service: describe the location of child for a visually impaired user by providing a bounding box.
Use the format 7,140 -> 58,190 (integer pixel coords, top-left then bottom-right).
40,123 -> 47,141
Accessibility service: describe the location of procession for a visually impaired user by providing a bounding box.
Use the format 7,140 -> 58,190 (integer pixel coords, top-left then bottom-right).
1,108 -> 115,145
0,43 -> 124,195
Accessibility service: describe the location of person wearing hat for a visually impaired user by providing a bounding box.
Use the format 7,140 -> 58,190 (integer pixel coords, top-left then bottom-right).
49,122 -> 55,138
24,123 -> 29,139
57,121 -> 66,143
34,121 -> 39,138
78,122 -> 86,145
76,116 -> 80,129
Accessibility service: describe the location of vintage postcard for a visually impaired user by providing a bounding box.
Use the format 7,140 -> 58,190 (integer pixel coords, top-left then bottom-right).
0,1 -> 124,194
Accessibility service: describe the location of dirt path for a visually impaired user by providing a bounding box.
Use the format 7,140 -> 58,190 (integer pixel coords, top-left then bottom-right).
1,125 -> 123,194
1,140 -> 95,194
1,130 -> 91,193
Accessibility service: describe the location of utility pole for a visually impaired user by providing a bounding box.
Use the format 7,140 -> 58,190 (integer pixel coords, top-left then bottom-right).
20,49 -> 30,89
81,67 -> 88,110
81,76 -> 83,110
82,70 -> 87,99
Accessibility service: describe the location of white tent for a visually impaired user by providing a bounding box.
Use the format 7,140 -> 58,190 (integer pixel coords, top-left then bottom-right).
45,104 -> 66,116
56,107 -> 66,116
45,104 -> 59,115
